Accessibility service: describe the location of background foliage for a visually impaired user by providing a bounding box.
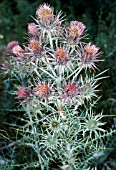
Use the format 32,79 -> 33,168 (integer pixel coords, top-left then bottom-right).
0,0 -> 116,169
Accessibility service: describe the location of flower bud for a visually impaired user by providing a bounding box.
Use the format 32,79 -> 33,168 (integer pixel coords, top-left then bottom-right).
28,23 -> 38,35
12,45 -> 24,57
7,41 -> 19,53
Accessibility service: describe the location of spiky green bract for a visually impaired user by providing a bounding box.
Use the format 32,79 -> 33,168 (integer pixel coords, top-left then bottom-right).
4,2 -> 116,170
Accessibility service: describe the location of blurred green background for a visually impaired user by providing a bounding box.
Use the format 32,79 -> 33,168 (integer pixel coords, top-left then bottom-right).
0,0 -> 116,168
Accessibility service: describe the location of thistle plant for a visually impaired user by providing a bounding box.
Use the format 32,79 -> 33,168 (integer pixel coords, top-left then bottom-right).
2,3 -> 116,170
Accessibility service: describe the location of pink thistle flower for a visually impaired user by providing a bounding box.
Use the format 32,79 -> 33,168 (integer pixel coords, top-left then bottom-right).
17,87 -> 32,104
36,3 -> 54,23
64,82 -> 77,95
69,21 -> 86,41
28,39 -> 41,52
34,81 -> 50,97
28,23 -> 38,36
7,41 -> 19,53
79,42 -> 101,70
17,87 -> 27,99
60,80 -> 82,105
85,43 -> 99,56
54,47 -> 67,64
12,45 -> 24,57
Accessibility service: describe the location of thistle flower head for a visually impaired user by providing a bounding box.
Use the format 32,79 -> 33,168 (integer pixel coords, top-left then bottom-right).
12,45 -> 24,57
61,80 -> 82,105
54,47 -> 67,64
40,132 -> 58,149
35,3 -> 64,40
43,115 -> 62,133
82,110 -> 105,138
36,3 -> 54,23
7,41 -> 19,53
28,23 -> 38,35
34,81 -> 50,97
78,43 -> 101,70
17,87 -> 27,98
64,82 -> 77,95
85,42 -> 99,56
69,21 -> 86,41
80,76 -> 99,100
28,39 -> 41,52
